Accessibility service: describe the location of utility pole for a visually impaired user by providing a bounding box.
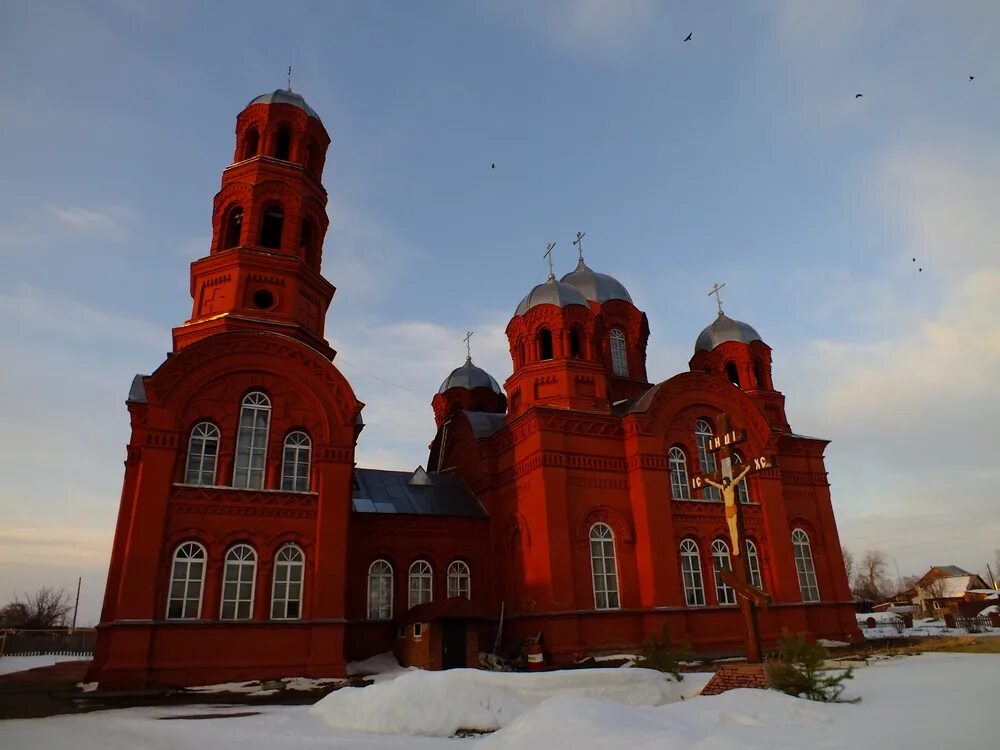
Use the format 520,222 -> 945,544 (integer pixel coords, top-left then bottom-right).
987,563 -> 997,591
71,577 -> 81,632
893,558 -> 903,595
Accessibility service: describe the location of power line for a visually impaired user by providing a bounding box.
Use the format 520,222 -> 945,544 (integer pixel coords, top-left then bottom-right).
336,356 -> 428,397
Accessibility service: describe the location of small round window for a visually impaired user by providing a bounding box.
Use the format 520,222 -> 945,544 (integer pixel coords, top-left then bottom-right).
252,289 -> 275,310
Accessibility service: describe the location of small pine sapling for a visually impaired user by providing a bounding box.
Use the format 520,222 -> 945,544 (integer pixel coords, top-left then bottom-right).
633,624 -> 691,680
767,631 -> 856,702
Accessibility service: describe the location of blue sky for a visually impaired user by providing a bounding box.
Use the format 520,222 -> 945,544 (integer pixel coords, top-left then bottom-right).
1,1 -> 998,624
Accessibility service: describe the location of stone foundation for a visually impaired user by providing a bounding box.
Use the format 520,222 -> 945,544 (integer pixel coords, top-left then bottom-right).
699,663 -> 771,695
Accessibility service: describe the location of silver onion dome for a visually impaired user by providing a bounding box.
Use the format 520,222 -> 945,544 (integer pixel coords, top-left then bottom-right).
514,278 -> 590,316
694,313 -> 763,353
438,358 -> 503,395
247,89 -> 321,121
560,258 -> 633,304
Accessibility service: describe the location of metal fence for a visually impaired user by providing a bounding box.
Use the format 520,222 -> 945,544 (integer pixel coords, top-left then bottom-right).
954,615 -> 995,634
0,629 -> 95,657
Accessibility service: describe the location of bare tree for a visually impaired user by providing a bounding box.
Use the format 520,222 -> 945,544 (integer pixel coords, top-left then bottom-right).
917,576 -> 950,617
842,546 -> 854,585
1,587 -> 72,629
853,549 -> 891,602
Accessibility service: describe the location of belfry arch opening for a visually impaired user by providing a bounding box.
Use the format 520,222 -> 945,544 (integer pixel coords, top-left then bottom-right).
726,361 -> 740,387
300,218 -> 317,265
259,203 -> 284,249
274,124 -> 292,161
539,329 -> 553,361
753,359 -> 767,389
569,327 -> 582,359
241,127 -> 259,160
223,206 -> 243,250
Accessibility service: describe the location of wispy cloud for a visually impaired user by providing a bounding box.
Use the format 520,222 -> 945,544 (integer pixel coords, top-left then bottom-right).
48,204 -> 129,240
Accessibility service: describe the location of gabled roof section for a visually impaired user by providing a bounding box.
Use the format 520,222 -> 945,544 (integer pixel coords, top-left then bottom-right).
352,468 -> 488,518
464,411 -> 507,438
127,374 -> 149,403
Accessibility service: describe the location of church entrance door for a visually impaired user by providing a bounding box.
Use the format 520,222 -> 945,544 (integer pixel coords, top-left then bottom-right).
442,620 -> 467,669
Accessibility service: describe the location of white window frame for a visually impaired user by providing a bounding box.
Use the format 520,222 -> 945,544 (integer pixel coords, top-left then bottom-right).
589,522 -> 621,610
184,422 -> 220,485
668,446 -> 690,500
408,560 -> 433,609
695,419 -> 720,501
270,544 -> 304,619
280,431 -> 312,492
680,539 -> 705,606
166,541 -> 206,620
792,528 -> 821,603
367,559 -> 394,620
447,560 -> 471,600
233,391 -> 271,489
220,544 -> 257,620
609,328 -> 629,377
746,539 -> 763,590
712,539 -> 737,606
732,453 -> 750,504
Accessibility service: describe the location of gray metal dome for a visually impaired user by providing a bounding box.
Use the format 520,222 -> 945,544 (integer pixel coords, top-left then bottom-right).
694,313 -> 763,353
438,358 -> 503,395
514,278 -> 590,316
560,259 -> 633,304
247,89 -> 321,121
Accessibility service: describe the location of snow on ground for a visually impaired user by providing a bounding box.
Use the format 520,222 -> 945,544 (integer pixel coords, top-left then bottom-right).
186,676 -> 343,695
310,667 -> 705,737
0,654 -> 84,676
0,653 -> 997,749
857,614 -> 998,639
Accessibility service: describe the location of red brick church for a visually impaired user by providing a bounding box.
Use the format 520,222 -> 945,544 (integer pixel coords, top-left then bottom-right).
88,89 -> 860,688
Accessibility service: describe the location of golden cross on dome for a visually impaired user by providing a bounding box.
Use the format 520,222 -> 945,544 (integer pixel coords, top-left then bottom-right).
543,242 -> 557,280
573,231 -> 586,262
708,281 -> 726,316
463,330 -> 474,361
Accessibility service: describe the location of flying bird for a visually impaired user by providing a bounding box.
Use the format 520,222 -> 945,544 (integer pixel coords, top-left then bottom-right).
919,267 -> 923,272
855,93 -> 863,98
969,76 -> 975,81
684,32 -> 692,42
491,163 -> 495,169
912,257 -> 916,262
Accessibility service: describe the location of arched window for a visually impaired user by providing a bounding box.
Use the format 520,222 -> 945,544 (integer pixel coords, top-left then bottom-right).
233,392 -> 270,489
223,205 -> 243,249
732,453 -> 750,504
166,542 -> 205,619
409,560 -> 433,609
306,137 -> 322,175
271,544 -> 304,619
518,340 -> 526,367
447,560 -> 471,599
274,124 -> 292,161
726,361 -> 740,387
281,431 -> 311,492
242,127 -> 259,160
746,539 -> 763,590
712,539 -> 736,605
680,539 -> 705,606
569,327 -> 582,359
695,419 -> 720,501
184,422 -> 219,485
539,329 -> 553,360
610,328 -> 628,376
220,544 -> 257,620
668,447 -> 690,500
300,218 -> 316,265
589,523 -> 620,610
367,559 -> 393,620
792,529 -> 820,602
259,203 -> 284,249
753,359 -> 767,389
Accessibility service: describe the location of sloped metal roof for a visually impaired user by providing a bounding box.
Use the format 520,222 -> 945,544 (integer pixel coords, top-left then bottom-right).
438,358 -> 503,395
463,411 -> 507,438
246,89 -> 321,120
560,258 -> 633,304
352,468 -> 488,518
694,313 -> 762,353
514,278 -> 589,316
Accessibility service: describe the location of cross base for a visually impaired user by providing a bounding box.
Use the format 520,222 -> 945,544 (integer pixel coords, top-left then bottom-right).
700,663 -> 772,695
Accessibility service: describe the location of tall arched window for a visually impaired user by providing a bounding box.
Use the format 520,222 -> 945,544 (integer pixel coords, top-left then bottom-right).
753,359 -> 767,389
271,544 -> 304,619
300,218 -> 317,266
668,447 -> 690,500
281,431 -> 311,492
732,453 -> 750,504
367,559 -> 393,620
166,542 -> 205,619
409,560 -> 433,608
447,560 -> 471,599
589,523 -> 620,610
242,127 -> 259,160
746,539 -> 763,590
569,327 -> 582,359
539,329 -> 553,360
306,137 -> 321,175
259,202 -> 284,249
792,529 -> 820,602
680,539 -> 705,606
695,419 -> 720,501
712,539 -> 736,605
726,361 -> 740,387
234,392 -> 270,489
184,422 -> 219,485
274,124 -> 292,161
220,544 -> 257,620
610,328 -> 628,376
223,205 -> 243,249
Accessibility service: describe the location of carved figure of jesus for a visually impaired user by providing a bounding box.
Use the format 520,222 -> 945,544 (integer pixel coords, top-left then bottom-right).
701,466 -> 751,552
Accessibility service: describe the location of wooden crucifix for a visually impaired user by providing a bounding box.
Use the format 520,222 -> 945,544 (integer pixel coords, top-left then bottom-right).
690,413 -> 778,663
